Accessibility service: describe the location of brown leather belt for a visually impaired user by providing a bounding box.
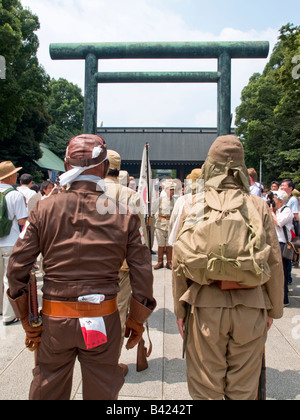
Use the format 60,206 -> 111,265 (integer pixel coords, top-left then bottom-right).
42,298 -> 117,319
216,281 -> 257,291
158,215 -> 170,220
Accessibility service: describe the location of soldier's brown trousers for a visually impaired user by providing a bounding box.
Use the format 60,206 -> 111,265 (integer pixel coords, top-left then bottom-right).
29,311 -> 124,400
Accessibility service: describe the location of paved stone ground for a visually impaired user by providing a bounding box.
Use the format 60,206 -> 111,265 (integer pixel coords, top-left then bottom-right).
0,256 -> 299,400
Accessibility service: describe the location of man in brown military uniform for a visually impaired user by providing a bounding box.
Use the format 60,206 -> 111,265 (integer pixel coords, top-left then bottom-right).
7,134 -> 156,400
173,135 -> 284,400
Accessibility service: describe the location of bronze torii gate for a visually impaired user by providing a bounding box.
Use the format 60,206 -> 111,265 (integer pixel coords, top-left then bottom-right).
50,41 -> 269,136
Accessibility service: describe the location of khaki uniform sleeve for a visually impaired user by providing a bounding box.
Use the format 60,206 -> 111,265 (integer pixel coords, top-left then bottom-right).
128,193 -> 148,247
172,270 -> 189,319
126,213 -> 156,312
172,208 -> 190,319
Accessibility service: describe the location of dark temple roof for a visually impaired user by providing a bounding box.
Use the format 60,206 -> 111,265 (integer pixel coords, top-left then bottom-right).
97,127 -> 222,166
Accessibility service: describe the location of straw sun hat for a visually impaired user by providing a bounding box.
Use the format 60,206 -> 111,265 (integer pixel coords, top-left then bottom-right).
0,161 -> 22,181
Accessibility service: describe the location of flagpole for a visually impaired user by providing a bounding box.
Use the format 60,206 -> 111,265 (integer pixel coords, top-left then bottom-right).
146,144 -> 151,216
145,143 -> 152,252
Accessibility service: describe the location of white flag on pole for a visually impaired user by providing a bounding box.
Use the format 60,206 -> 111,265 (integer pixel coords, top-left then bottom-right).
138,144 -> 152,216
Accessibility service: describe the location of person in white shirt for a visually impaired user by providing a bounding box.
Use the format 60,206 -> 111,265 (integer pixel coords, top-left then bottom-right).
280,179 -> 299,284
17,173 -> 36,207
248,168 -> 262,197
0,162 -> 28,325
271,190 -> 294,306
280,179 -> 299,221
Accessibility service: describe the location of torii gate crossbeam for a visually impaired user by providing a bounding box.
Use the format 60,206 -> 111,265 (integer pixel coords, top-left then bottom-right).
50,41 -> 269,136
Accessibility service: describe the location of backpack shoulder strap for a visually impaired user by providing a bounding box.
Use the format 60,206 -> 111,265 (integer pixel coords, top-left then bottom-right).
1,187 -> 15,197
0,188 -> 16,223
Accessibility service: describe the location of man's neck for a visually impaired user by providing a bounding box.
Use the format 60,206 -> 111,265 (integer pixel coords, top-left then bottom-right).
106,175 -> 118,181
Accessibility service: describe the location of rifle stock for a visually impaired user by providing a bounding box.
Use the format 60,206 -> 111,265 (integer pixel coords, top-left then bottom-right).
257,348 -> 266,400
137,338 -> 148,372
28,272 -> 42,328
136,321 -> 152,372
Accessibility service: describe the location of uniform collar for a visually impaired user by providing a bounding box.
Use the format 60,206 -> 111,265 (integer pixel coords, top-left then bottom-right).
70,176 -> 106,193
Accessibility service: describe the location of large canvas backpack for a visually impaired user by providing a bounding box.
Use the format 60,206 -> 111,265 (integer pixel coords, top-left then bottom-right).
173,188 -> 272,287
0,188 -> 15,238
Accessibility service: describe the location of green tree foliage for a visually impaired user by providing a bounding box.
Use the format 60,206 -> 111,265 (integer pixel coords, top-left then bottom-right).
44,78 -> 84,159
0,0 -> 51,178
235,24 -> 300,188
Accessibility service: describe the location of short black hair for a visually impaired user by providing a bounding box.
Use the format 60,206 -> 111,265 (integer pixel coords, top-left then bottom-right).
20,173 -> 33,185
271,181 -> 279,187
281,178 -> 295,190
107,168 -> 119,177
41,181 -> 54,196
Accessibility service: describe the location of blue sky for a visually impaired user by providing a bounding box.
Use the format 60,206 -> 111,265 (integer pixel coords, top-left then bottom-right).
21,0 -> 299,128
154,0 -> 299,32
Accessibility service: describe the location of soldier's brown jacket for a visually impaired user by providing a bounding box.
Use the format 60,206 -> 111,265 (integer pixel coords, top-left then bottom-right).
7,181 -> 155,311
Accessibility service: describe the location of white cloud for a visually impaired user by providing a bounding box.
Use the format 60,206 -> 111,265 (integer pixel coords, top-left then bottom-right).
22,0 -> 279,127
195,109 -> 218,128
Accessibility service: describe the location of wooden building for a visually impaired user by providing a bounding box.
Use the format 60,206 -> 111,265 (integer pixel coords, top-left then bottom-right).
97,127 -> 225,181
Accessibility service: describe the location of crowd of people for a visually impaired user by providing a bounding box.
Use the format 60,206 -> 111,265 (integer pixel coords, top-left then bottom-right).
0,168 -> 65,325
245,168 -> 299,305
150,166 -> 299,311
0,133 -> 299,400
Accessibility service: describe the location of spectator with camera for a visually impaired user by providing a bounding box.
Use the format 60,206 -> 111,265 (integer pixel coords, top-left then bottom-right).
270,190 -> 294,306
